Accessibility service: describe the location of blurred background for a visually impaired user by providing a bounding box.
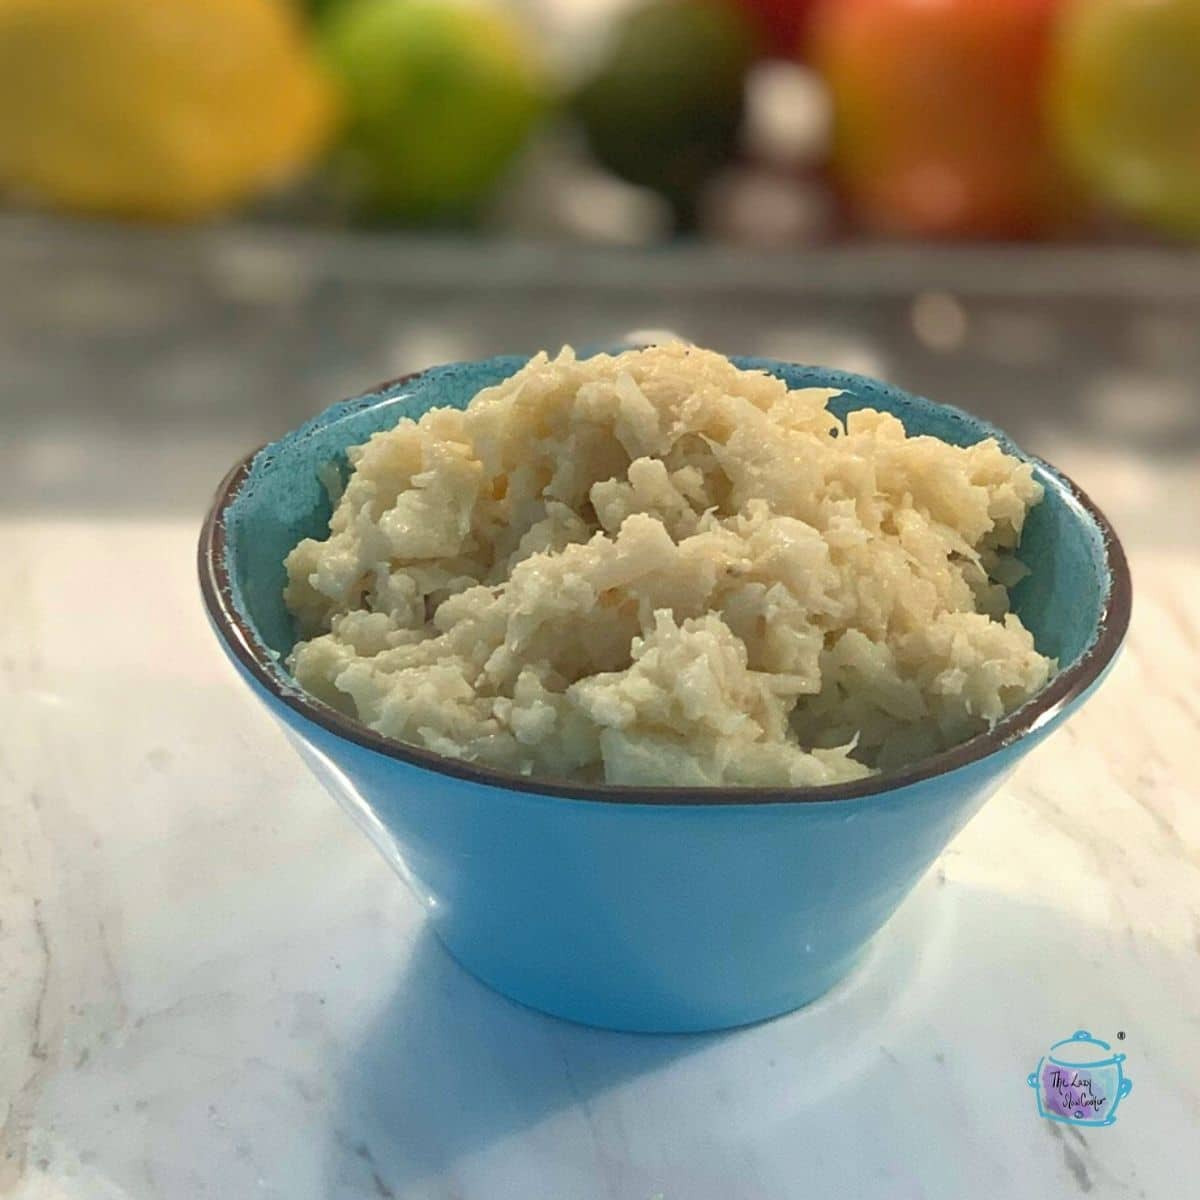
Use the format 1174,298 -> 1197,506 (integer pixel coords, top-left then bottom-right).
1,0 -> 1198,540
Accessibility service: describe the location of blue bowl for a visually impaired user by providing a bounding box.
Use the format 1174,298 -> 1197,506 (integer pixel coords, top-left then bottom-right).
198,356 -> 1130,1033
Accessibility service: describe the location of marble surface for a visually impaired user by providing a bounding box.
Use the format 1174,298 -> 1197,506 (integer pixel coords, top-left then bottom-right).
3,227 -> 1199,1199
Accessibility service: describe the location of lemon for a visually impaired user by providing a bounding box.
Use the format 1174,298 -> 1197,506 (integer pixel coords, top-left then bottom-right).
0,0 -> 337,221
321,0 -> 548,221
1051,0 -> 1200,237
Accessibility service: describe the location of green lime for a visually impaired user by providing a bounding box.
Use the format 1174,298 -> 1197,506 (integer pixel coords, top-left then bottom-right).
302,0 -> 341,22
322,0 -> 548,221
575,0 -> 756,226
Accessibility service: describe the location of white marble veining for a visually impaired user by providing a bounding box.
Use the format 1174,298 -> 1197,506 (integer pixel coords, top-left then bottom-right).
2,491 -> 1198,1199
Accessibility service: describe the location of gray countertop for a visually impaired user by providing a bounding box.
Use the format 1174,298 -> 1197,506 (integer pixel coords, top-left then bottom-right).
4,216 -> 1199,527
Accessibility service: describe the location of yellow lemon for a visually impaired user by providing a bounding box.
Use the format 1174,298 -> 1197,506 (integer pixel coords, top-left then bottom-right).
1051,0 -> 1200,237
0,0 -> 337,220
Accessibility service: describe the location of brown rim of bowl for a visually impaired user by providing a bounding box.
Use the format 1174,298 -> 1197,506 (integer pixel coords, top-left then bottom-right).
198,374 -> 1132,807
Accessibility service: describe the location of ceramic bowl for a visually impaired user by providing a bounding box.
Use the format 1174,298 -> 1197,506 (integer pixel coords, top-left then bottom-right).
198,356 -> 1130,1033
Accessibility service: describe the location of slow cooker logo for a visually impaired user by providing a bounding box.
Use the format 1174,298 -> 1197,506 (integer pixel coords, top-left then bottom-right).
1028,1030 -> 1133,1127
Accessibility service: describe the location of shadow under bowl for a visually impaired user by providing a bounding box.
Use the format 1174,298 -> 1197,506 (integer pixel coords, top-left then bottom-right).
198,356 -> 1130,1033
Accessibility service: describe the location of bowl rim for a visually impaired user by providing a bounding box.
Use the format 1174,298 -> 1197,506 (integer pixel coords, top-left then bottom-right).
197,362 -> 1131,807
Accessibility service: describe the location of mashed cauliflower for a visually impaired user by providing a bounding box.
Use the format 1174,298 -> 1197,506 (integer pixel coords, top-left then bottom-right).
284,344 -> 1053,787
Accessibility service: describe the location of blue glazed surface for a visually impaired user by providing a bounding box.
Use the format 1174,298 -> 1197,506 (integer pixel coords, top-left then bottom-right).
205,354 -> 1125,1032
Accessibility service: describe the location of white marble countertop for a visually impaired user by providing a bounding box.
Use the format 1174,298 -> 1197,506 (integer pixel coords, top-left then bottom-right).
2,230 -> 1199,1199
3,474 -> 1198,1200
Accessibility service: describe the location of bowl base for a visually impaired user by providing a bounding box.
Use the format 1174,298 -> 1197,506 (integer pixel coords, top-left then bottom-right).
430,926 -> 867,1034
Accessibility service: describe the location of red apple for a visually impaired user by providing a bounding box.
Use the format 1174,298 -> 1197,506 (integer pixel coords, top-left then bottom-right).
813,0 -> 1078,238
736,0 -> 821,58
